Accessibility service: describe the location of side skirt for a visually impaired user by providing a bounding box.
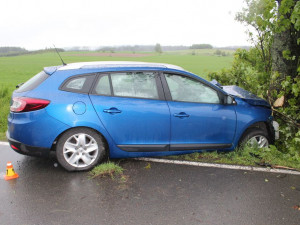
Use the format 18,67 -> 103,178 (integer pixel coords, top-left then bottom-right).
118,143 -> 232,152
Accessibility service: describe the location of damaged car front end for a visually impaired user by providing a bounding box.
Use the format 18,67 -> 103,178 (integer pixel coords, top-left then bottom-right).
211,80 -> 279,146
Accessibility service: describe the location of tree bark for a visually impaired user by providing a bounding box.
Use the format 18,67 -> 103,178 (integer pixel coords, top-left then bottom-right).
272,0 -> 300,79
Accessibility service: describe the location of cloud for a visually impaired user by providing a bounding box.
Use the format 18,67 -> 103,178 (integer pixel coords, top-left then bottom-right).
0,0 -> 248,49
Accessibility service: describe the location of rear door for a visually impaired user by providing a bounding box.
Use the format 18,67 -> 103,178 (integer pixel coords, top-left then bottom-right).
162,73 -> 237,151
89,71 -> 170,152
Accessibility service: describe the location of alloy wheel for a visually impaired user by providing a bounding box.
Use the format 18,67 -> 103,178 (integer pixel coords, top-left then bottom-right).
247,135 -> 269,148
63,133 -> 99,168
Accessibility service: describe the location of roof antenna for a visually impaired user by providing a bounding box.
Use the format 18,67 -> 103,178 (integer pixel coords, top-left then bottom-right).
53,44 -> 67,66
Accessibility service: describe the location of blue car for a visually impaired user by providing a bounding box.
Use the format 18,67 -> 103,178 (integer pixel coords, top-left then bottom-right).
7,61 -> 278,171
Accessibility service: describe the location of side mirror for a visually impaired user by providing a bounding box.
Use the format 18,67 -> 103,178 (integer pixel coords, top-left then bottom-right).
225,95 -> 236,105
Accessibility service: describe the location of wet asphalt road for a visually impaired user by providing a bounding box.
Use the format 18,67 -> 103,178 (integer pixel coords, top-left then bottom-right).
0,145 -> 300,225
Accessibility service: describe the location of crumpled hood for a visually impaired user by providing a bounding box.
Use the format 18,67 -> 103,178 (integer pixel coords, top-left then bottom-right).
222,85 -> 270,108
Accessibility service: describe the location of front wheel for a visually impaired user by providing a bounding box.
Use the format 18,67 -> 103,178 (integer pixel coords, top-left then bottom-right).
56,128 -> 106,171
239,129 -> 270,148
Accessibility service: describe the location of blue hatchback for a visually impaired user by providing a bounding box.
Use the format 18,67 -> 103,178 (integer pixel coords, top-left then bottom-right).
7,61 -> 278,171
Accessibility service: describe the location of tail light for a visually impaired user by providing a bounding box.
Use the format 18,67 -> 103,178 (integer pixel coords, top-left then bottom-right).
10,144 -> 19,150
10,97 -> 50,112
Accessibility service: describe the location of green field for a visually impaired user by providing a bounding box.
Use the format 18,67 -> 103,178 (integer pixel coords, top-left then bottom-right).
0,49 -> 234,140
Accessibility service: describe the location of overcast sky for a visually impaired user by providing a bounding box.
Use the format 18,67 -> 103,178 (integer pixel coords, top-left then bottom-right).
0,0 -> 249,50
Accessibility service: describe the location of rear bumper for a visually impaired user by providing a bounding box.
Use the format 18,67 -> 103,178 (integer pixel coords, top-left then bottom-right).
6,131 -> 50,157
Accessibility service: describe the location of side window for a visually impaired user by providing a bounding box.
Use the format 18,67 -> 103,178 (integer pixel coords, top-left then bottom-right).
61,74 -> 95,93
66,77 -> 86,90
94,75 -> 111,95
165,74 -> 220,104
110,72 -> 159,99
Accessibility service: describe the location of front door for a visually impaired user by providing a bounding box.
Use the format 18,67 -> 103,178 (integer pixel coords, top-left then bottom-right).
163,73 -> 236,151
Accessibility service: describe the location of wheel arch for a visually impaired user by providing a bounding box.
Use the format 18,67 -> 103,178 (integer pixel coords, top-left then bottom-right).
237,121 -> 273,146
51,126 -> 110,155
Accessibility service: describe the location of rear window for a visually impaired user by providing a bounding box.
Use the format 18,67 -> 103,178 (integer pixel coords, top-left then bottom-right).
16,71 -> 49,93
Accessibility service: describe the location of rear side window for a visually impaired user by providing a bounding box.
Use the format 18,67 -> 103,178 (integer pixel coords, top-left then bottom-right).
66,77 -> 86,90
16,71 -> 49,93
60,74 -> 96,93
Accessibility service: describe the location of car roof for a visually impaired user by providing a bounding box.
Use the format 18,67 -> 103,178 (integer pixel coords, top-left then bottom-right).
43,61 -> 227,95
58,61 -> 184,71
44,61 -> 185,75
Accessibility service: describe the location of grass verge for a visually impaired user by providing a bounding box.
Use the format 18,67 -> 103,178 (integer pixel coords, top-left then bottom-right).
166,145 -> 300,170
89,162 -> 124,179
0,132 -> 6,141
0,85 -> 13,141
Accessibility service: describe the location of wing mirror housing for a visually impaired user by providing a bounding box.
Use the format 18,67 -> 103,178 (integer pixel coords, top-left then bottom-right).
224,95 -> 236,105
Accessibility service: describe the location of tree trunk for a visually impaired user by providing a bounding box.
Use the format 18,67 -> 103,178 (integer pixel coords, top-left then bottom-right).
272,0 -> 300,79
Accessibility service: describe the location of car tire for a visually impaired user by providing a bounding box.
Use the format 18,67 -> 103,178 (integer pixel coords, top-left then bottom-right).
239,128 -> 270,148
56,128 -> 106,171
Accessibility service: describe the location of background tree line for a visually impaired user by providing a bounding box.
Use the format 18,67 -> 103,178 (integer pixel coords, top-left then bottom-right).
0,47 -> 27,56
0,44 -> 232,57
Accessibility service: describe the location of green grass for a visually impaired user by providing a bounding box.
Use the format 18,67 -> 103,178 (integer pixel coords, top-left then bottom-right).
166,144 -> 300,170
89,162 -> 124,179
0,85 -> 14,140
0,49 -> 234,141
0,49 -> 234,85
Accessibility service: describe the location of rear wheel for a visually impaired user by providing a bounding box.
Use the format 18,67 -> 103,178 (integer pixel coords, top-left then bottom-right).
239,129 -> 270,148
56,128 -> 106,171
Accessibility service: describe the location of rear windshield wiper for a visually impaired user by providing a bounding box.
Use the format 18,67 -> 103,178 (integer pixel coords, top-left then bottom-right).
16,82 -> 24,89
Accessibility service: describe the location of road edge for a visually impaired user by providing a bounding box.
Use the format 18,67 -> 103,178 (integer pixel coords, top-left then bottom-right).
1,141 -> 299,175
0,141 -> 9,146
135,157 -> 300,175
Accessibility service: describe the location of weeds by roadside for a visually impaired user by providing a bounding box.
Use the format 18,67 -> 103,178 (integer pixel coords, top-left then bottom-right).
0,85 -> 14,140
89,161 -> 124,179
166,145 -> 300,171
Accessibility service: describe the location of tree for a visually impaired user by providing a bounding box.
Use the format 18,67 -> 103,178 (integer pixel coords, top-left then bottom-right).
0,47 -> 27,56
214,49 -> 227,56
272,0 -> 300,79
209,0 -> 300,155
154,43 -> 162,53
190,44 -> 213,49
235,0 -> 299,84
235,0 -> 276,74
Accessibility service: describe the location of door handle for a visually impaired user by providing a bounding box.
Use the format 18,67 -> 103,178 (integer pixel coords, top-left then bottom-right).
173,112 -> 189,118
103,107 -> 122,114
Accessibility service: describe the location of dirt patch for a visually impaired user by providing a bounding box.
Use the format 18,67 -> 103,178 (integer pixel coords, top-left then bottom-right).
69,52 -> 153,57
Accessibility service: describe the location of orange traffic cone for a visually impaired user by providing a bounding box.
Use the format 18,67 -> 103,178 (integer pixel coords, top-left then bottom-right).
4,162 -> 19,180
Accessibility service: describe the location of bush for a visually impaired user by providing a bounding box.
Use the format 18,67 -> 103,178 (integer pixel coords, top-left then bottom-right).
208,48 -> 300,158
214,49 -> 227,56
